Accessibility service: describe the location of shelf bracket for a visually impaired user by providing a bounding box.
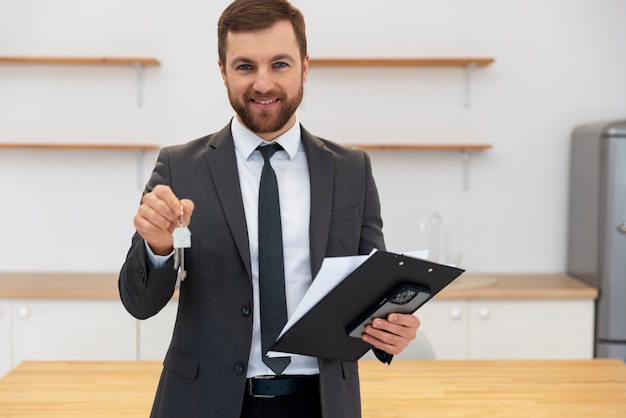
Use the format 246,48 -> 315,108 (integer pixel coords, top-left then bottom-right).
133,62 -> 145,107
460,149 -> 472,190
463,63 -> 476,108
135,149 -> 146,190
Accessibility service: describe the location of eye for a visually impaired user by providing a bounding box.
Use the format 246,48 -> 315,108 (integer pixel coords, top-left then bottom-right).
236,64 -> 253,71
273,62 -> 289,69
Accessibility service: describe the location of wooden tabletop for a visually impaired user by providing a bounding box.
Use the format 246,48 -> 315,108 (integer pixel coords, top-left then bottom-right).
0,359 -> 624,417
0,272 -> 597,300
0,361 -> 160,418
359,358 -> 626,417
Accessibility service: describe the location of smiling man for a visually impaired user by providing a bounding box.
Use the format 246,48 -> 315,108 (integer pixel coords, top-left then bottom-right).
220,19 -> 305,139
118,1 -> 420,417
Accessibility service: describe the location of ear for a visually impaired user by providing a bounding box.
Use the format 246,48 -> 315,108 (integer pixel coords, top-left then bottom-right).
218,59 -> 227,85
302,54 -> 310,82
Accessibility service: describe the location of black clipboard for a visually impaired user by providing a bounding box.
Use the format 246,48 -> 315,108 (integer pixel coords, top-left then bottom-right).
269,250 -> 465,362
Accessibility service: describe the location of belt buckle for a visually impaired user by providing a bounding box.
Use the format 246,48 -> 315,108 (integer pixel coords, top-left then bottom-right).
248,375 -> 276,398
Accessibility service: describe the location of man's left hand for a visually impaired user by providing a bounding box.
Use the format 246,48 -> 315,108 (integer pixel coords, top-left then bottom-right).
361,313 -> 421,355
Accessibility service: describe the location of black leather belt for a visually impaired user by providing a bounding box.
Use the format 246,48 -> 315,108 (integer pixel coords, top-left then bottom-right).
246,375 -> 319,398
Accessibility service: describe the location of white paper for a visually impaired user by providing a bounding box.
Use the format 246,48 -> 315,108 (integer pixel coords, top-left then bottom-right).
267,249 -> 428,356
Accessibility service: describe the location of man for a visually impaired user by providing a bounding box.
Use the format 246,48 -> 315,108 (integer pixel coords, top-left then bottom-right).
118,0 -> 420,417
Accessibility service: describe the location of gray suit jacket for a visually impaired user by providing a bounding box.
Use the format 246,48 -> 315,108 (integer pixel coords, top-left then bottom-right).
119,123 -> 386,418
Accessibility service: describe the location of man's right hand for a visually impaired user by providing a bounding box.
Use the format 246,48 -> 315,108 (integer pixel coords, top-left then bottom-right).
134,185 -> 195,256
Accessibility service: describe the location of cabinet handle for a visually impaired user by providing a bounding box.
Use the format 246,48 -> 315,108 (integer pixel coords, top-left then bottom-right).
449,307 -> 463,320
477,306 -> 491,320
17,306 -> 31,319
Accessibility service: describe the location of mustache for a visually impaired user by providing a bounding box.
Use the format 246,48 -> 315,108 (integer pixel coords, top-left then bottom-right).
244,90 -> 287,101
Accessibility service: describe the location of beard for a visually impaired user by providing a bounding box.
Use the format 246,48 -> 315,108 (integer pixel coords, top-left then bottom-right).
227,83 -> 304,134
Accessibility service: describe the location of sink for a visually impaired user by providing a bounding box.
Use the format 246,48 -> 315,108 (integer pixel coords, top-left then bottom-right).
449,274 -> 499,289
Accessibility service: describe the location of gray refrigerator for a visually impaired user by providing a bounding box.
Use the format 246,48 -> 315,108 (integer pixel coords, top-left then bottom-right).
568,119 -> 626,361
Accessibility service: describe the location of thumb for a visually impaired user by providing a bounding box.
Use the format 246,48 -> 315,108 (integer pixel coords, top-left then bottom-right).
181,199 -> 195,226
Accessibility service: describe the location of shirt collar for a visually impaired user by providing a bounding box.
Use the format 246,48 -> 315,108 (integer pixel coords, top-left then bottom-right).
231,115 -> 301,161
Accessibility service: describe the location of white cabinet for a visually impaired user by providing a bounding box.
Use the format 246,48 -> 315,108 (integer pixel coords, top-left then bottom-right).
142,298 -> 594,362
0,300 -> 10,377
10,299 -> 137,367
138,301 -> 178,360
417,299 -> 595,359
0,296 -> 177,378
468,300 -> 594,359
0,273 -> 597,379
415,300 -> 468,359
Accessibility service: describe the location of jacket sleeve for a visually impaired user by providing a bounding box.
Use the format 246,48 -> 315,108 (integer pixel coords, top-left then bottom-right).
118,147 -> 179,320
356,150 -> 393,364
358,149 -> 386,254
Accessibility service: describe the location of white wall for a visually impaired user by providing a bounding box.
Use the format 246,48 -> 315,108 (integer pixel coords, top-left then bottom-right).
1,0 -> 625,273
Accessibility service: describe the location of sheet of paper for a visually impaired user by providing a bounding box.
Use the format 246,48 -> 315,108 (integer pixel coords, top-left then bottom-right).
268,249 -> 428,356
402,250 -> 430,260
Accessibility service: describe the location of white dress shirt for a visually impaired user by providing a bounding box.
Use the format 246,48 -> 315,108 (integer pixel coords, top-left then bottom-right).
146,116 -> 319,377
231,116 -> 318,377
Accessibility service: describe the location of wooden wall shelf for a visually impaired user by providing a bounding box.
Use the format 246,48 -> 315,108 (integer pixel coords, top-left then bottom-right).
0,142 -> 160,188
308,57 -> 494,107
0,56 -> 160,107
0,143 -> 160,151
348,143 -> 493,191
309,57 -> 494,67
306,57 -> 496,188
348,143 -> 492,151
0,56 -> 160,66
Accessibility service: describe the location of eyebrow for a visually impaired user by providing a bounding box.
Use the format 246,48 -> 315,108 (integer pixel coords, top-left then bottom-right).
230,54 -> 297,67
270,54 -> 297,63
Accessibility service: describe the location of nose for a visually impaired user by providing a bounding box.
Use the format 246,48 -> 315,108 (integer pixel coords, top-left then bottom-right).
252,67 -> 274,93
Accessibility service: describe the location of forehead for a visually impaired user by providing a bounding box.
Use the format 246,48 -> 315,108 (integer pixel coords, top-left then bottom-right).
225,20 -> 300,62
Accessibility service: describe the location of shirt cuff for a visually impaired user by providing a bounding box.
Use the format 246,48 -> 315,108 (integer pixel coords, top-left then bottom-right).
144,241 -> 174,269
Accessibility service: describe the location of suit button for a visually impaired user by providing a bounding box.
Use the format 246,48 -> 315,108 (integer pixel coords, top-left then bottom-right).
241,305 -> 251,317
234,362 -> 245,375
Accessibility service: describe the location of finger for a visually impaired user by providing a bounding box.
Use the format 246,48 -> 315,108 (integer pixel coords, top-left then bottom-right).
180,199 -> 195,225
388,313 -> 421,330
370,315 -> 418,340
134,212 -> 171,242
361,314 -> 420,354
133,212 -> 175,256
361,323 -> 408,355
152,185 -> 182,220
134,204 -> 177,241
372,318 -> 414,340
136,201 -> 175,232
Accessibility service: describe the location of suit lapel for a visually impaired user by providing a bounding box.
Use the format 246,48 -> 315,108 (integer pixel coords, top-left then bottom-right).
205,124 -> 253,281
301,127 -> 334,278
204,124 -> 333,281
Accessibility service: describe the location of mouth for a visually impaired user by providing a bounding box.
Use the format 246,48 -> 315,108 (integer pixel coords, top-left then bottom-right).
252,97 -> 279,106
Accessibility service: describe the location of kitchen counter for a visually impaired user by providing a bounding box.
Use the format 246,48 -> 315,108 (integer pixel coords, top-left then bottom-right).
438,273 -> 597,300
0,359 -> 624,417
0,272 -> 597,300
0,273 -> 122,299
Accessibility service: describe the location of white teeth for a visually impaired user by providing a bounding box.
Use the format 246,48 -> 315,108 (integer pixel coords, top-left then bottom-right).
255,99 -> 276,105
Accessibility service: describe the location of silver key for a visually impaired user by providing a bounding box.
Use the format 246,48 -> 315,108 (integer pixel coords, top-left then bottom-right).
173,205 -> 191,281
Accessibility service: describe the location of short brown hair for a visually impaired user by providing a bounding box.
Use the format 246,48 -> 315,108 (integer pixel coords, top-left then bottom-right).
217,0 -> 307,64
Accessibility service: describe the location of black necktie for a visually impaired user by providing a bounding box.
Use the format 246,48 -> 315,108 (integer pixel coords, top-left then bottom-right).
257,143 -> 291,375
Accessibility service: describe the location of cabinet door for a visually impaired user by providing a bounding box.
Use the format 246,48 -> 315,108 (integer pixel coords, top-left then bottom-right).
11,299 -> 137,366
469,300 -> 595,359
415,300 -> 469,359
138,300 -> 178,360
0,300 -> 10,377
